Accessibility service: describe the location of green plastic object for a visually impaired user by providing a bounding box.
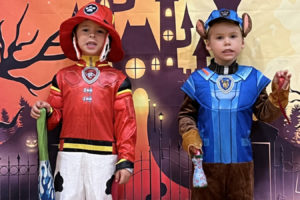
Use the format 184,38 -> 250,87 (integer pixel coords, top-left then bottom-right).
37,108 -> 49,161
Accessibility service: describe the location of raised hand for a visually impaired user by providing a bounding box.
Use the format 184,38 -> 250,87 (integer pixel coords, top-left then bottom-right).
273,70 -> 291,90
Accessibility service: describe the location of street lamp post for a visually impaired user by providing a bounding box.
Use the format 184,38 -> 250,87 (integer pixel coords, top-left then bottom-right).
169,139 -> 172,199
159,112 -> 164,200
153,103 -> 157,132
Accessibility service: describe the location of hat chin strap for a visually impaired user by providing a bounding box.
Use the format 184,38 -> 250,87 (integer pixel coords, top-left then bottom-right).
72,34 -> 111,61
99,34 -> 111,62
73,35 -> 81,60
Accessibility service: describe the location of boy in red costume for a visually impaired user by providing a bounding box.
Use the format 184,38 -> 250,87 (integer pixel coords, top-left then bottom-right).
31,2 -> 137,199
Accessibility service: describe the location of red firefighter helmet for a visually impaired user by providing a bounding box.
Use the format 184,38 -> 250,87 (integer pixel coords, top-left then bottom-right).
59,2 -> 124,62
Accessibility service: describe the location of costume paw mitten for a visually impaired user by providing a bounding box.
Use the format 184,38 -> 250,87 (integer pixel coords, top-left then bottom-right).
192,153 -> 207,188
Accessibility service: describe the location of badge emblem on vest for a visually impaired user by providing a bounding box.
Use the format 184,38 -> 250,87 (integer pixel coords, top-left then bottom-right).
216,75 -> 234,94
82,66 -> 100,84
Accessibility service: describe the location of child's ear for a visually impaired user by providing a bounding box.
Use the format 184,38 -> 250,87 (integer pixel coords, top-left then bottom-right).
242,13 -> 252,37
196,19 -> 207,39
205,39 -> 211,51
241,38 -> 245,49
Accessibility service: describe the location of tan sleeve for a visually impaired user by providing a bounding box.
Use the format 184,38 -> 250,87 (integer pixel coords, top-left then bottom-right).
253,82 -> 289,123
178,95 -> 202,155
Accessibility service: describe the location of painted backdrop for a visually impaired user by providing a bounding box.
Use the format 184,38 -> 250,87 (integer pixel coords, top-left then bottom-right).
0,0 -> 299,199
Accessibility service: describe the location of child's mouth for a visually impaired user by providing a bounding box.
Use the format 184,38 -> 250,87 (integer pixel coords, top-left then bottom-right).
86,42 -> 97,49
223,49 -> 233,53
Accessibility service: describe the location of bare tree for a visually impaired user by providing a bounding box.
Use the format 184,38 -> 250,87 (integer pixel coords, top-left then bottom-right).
0,4 -> 65,96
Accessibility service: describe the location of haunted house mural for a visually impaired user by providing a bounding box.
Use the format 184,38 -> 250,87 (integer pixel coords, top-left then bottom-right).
0,0 -> 300,199
114,0 -> 197,188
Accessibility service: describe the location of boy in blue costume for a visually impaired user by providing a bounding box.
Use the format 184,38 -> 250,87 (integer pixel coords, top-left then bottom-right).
178,9 -> 291,199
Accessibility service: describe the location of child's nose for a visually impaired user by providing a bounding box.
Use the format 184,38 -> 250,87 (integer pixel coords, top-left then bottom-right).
89,33 -> 95,38
224,38 -> 230,45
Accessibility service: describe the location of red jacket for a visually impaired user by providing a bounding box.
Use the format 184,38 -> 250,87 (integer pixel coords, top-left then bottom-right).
47,57 -> 136,166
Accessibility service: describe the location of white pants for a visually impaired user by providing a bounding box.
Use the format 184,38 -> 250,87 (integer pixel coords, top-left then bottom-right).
54,152 -> 117,200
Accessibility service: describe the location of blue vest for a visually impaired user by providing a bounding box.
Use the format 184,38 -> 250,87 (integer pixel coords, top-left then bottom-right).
182,66 -> 270,163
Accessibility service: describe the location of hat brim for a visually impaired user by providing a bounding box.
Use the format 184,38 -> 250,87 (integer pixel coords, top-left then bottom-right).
59,16 -> 124,62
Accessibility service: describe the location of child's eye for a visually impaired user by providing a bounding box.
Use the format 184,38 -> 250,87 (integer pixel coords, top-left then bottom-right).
216,36 -> 223,40
82,28 -> 89,32
230,35 -> 237,38
97,30 -> 105,34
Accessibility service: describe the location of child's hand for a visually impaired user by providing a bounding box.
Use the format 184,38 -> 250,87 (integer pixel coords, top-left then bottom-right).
189,146 -> 202,156
114,169 -> 132,184
30,101 -> 51,119
273,70 -> 291,90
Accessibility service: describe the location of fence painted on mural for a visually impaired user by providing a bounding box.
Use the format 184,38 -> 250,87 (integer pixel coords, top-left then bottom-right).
0,150 -> 191,200
0,144 -> 299,200
0,0 -> 300,200
0,155 -> 38,200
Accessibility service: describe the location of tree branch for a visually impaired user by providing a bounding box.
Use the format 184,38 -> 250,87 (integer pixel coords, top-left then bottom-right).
16,30 -> 39,51
0,3 -> 65,96
0,107 -> 24,129
27,30 -> 65,65
0,20 -> 5,59
290,99 -> 300,103
12,75 -> 51,96
7,30 -> 65,69
3,70 -> 51,96
291,89 -> 300,95
7,4 -> 29,55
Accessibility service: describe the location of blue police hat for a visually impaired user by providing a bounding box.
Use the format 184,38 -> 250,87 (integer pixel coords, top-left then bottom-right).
204,9 -> 243,30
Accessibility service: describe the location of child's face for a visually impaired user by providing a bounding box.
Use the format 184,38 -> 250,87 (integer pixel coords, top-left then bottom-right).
206,21 -> 244,66
76,20 -> 108,57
